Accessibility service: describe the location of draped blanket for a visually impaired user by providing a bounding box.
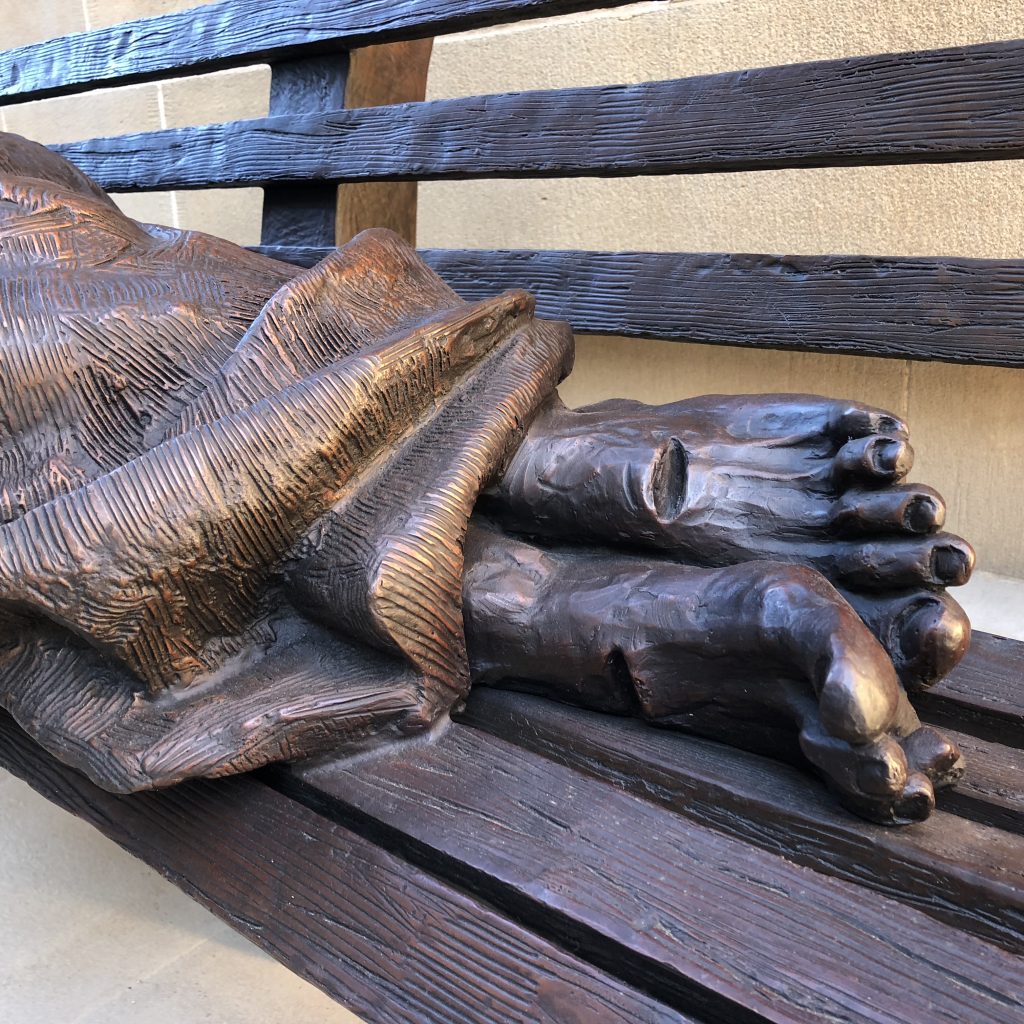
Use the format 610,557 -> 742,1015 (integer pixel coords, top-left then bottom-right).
0,134 -> 573,792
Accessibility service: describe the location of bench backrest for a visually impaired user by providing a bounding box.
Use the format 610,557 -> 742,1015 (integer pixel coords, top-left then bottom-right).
4,1 -> 1024,374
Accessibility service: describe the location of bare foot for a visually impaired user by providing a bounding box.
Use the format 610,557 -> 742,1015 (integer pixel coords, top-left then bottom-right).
485,394 -> 974,689
464,522 -> 963,824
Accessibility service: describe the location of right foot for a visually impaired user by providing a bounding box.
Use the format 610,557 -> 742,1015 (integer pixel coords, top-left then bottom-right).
464,524 -> 963,824
485,394 -> 974,690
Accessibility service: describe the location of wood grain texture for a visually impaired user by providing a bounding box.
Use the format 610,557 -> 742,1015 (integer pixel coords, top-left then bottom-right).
255,246 -> 1024,367
939,728 -> 1024,835
337,39 -> 434,246
262,54 -> 348,248
286,724 -> 1024,1024
0,0 -> 635,104
455,688 -> 1024,953
919,631 -> 1024,745
56,40 -> 1024,193
0,713 -> 689,1024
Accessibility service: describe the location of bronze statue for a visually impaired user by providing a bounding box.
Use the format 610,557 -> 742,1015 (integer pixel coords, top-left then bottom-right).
0,133 -> 973,824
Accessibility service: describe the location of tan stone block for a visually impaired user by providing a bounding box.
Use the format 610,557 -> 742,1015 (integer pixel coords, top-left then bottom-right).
2,83 -> 162,145
4,1 -> 86,48
160,66 -> 271,128
175,187 -> 264,247
905,361 -> 1024,577
559,336 -> 908,418
110,191 -> 177,228
84,0 -> 207,28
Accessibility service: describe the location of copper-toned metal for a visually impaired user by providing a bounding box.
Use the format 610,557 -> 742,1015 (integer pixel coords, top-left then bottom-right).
0,134 -> 973,823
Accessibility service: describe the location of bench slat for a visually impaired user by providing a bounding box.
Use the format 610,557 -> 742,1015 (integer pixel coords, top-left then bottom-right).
919,631 -> 1024,746
424,249 -> 1024,366
252,246 -> 1024,367
455,688 -> 1024,953
260,54 -> 348,248
56,40 -> 1024,192
284,723 -> 1024,1024
0,713 -> 691,1024
0,0 -> 635,104
940,728 -> 1024,836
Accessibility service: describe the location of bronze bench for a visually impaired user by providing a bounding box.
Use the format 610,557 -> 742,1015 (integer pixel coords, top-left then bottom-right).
1,2 -> 1021,1021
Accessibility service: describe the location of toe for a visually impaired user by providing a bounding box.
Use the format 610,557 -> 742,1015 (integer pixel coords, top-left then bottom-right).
893,773 -> 936,823
902,726 -> 964,788
834,404 -> 909,443
841,589 -> 971,690
833,435 -> 914,485
829,534 -> 976,589
831,485 -> 945,536
818,648 -> 900,744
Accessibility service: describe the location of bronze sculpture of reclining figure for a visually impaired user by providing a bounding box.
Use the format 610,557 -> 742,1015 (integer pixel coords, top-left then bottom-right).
0,134 -> 974,824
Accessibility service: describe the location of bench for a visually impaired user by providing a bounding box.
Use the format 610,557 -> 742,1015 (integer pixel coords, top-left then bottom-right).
1,2 -> 1022,1021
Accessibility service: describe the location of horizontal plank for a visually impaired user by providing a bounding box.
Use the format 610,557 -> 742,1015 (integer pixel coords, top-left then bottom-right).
57,39 -> 1024,192
0,713 -> 690,1024
919,631 -> 1024,746
285,722 -> 1024,1024
252,246 -> 1024,367
455,688 -> 1024,952
0,0 -> 635,104
939,728 -> 1024,835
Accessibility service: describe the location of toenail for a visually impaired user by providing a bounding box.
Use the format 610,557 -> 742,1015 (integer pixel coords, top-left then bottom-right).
931,545 -> 970,585
894,773 -> 935,822
871,438 -> 904,475
903,495 -> 941,533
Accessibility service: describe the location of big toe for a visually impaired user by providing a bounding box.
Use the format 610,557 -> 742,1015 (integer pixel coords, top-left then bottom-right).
843,589 -> 971,690
895,593 -> 971,689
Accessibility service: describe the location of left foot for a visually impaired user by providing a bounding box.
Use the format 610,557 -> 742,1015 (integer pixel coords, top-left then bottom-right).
464,523 -> 963,825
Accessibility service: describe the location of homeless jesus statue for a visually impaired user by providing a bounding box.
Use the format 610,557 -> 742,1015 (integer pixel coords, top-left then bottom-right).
0,134 -> 974,825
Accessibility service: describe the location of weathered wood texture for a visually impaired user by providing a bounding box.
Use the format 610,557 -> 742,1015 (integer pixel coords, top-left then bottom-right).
919,631 -> 1024,745
254,246 -> 1024,367
284,724 -> 1024,1024
456,688 -> 1024,953
0,712 -> 690,1024
56,40 -> 1024,193
337,39 -> 434,246
261,54 -> 348,248
0,0 -> 634,104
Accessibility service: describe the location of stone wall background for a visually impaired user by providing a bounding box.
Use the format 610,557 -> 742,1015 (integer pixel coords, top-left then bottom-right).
3,0 -> 1022,575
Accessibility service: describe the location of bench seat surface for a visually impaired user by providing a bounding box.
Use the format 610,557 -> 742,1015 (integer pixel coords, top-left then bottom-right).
2,628 -> 1022,1024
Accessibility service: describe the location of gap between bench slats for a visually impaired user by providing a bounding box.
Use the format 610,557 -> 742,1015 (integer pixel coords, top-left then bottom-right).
453,688 -> 1023,947
0,713 -> 691,1024
0,0 -> 636,104
55,39 -> 1024,192
251,246 -> 1024,367
281,723 -> 1024,1024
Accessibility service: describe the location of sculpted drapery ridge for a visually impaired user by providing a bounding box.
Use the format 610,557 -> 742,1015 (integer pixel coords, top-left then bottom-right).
0,134 -> 975,824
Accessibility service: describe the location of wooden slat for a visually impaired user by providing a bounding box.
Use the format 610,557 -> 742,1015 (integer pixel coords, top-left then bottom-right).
454,688 -> 1024,951
940,728 -> 1024,835
0,0 -> 635,104
56,40 -> 1024,193
919,631 -> 1024,745
0,713 -> 692,1024
284,723 -> 1024,1024
250,247 -> 1024,368
424,249 -> 1024,366
261,54 -> 349,248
